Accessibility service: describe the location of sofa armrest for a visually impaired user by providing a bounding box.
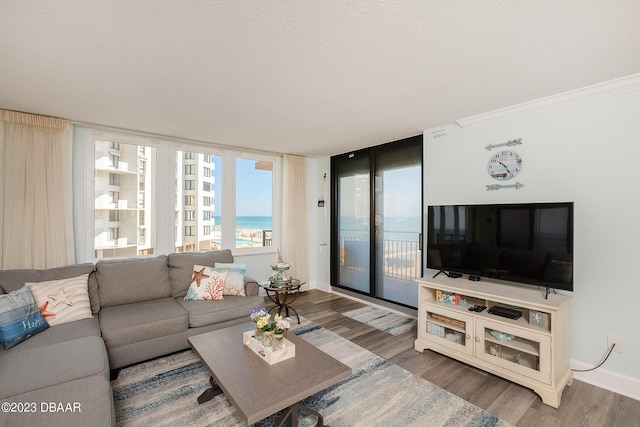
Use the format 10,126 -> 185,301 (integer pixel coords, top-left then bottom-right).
244,277 -> 260,296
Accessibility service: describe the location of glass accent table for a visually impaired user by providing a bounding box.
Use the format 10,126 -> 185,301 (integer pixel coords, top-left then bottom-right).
260,279 -> 304,324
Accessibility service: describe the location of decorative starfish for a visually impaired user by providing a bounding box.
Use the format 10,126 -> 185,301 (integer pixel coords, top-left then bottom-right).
47,288 -> 74,309
39,301 -> 57,317
191,267 -> 210,287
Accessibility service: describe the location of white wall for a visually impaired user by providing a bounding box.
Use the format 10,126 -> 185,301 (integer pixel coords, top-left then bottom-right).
424,89 -> 640,395
306,157 -> 332,291
305,86 -> 640,399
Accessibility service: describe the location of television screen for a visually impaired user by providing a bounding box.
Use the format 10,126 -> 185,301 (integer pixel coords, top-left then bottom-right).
426,202 -> 574,291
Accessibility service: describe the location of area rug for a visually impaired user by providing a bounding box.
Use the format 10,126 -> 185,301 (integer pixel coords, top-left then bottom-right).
112,319 -> 511,427
342,305 -> 417,336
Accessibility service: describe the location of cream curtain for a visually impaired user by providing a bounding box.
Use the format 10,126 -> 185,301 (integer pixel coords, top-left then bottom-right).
0,110 -> 75,269
281,154 -> 308,289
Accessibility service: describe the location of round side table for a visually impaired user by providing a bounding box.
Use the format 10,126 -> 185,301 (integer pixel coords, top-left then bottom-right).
260,279 -> 304,324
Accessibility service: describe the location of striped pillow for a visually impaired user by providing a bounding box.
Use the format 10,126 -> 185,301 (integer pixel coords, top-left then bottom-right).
26,274 -> 93,327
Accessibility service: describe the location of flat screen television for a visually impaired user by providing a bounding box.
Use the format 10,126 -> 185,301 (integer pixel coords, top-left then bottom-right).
426,202 -> 574,292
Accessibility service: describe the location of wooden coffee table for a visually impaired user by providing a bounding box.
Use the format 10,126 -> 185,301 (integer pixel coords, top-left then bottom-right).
188,323 -> 351,426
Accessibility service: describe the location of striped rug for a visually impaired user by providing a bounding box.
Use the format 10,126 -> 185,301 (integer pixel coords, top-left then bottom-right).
342,305 -> 417,336
112,319 -> 511,427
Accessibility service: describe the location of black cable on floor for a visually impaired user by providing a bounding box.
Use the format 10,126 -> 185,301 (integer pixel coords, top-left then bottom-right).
572,343 -> 616,372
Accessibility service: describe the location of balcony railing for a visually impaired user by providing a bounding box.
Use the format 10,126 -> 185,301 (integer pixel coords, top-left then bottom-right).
383,239 -> 421,280
340,236 -> 421,281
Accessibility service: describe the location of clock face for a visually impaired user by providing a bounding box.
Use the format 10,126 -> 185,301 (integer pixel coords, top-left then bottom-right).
487,150 -> 522,181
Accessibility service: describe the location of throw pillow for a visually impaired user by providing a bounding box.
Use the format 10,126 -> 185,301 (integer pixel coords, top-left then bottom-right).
0,286 -> 49,349
25,274 -> 94,327
215,262 -> 246,296
184,265 -> 227,301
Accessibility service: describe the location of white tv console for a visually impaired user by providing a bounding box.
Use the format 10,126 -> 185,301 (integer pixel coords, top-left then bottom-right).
414,274 -> 572,407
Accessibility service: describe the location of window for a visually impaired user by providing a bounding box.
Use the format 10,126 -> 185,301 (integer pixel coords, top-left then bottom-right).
83,130 -> 279,261
236,158 -> 273,248
93,137 -> 157,259
175,150 -> 222,253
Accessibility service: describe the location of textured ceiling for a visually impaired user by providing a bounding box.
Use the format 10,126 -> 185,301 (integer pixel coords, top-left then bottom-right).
1,1 -> 640,157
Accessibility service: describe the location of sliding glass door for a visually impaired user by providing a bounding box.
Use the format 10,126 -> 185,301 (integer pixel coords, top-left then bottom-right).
374,143 -> 422,306
331,136 -> 422,307
333,152 -> 371,293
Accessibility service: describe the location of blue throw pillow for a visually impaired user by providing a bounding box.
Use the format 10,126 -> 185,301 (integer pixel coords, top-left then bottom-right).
0,286 -> 49,349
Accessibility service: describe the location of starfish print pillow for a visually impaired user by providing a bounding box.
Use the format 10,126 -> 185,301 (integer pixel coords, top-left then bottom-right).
184,265 -> 227,301
25,274 -> 94,327
215,262 -> 247,296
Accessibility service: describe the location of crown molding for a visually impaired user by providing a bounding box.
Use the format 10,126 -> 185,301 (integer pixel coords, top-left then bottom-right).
456,73 -> 640,129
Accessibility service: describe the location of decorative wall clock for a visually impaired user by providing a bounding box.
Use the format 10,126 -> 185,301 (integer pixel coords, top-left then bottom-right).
487,150 -> 522,181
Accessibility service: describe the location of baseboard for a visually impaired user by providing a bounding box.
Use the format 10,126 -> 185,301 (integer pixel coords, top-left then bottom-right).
571,360 -> 640,402
308,280 -> 331,293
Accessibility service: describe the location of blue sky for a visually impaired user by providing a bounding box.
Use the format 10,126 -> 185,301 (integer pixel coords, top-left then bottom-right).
212,158 -> 272,216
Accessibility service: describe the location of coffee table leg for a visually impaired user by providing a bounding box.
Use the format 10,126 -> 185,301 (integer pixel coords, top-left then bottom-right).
273,402 -> 324,427
197,376 -> 223,404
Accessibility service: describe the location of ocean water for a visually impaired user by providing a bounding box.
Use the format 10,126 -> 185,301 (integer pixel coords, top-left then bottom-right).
340,216 -> 422,242
214,216 -> 272,230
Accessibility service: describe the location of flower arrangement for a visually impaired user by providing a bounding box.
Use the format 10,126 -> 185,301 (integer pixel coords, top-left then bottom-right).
274,314 -> 290,335
249,308 -> 290,334
250,307 -> 270,331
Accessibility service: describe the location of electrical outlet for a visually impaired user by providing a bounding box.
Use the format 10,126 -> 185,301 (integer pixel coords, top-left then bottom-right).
607,335 -> 623,353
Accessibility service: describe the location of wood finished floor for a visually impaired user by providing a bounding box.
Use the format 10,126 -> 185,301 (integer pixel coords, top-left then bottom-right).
267,289 -> 640,427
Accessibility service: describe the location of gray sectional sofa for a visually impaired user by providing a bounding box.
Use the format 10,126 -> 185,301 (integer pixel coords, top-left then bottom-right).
0,249 -> 264,427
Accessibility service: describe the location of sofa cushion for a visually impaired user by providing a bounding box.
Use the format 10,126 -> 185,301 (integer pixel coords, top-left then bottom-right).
0,335 -> 108,399
98,297 -> 188,349
215,262 -> 247,296
168,249 -> 234,298
87,272 -> 101,314
0,286 -> 49,349
1,373 -> 114,427
0,263 -> 97,310
176,294 -> 264,328
0,317 -> 101,354
25,274 -> 93,327
184,266 -> 227,301
96,255 -> 171,307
